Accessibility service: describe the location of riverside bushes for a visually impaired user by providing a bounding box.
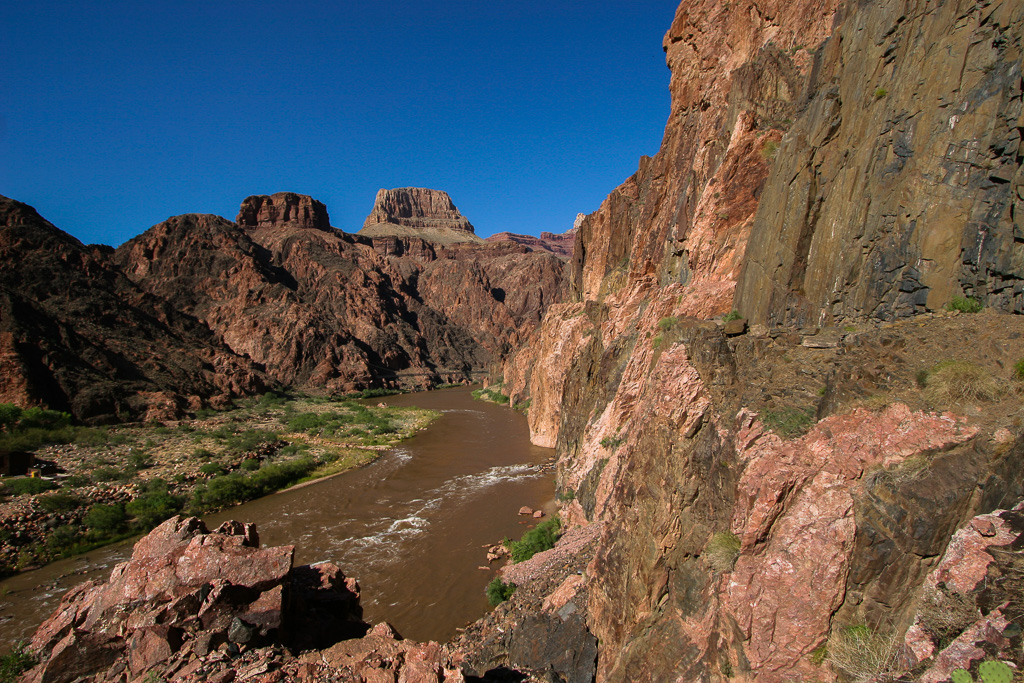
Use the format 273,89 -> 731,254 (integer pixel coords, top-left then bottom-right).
188,457 -> 318,512
507,516 -> 561,563
486,577 -> 516,606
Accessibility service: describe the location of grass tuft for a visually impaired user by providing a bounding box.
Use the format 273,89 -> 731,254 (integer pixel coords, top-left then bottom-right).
826,625 -> 900,682
705,531 -> 741,572
922,360 -> 1002,404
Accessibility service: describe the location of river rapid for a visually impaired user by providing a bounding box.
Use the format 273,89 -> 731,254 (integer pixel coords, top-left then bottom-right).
0,387 -> 555,645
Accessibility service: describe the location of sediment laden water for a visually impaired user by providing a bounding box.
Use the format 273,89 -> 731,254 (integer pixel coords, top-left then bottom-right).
0,387 -> 554,645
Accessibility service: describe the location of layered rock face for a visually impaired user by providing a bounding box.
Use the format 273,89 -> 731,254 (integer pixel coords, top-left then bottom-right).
114,194 -> 564,394
360,188 -> 482,244
735,0 -> 1024,325
237,192 -> 331,232
492,0 -> 1024,680
0,196 -> 265,422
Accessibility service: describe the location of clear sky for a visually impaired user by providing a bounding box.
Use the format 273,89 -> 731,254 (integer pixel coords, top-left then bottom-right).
1,1 -> 679,246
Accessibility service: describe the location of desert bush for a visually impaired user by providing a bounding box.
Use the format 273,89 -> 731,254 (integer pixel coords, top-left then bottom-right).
92,465 -> 134,482
923,361 -> 1002,404
722,310 -> 742,322
486,577 -> 516,606
705,531 -> 741,572
127,480 -> 184,530
599,434 -> 625,450
1013,358 -> 1024,381
946,296 -> 982,313
241,458 -> 260,471
471,387 -> 510,405
658,316 -> 678,331
0,641 -> 36,683
826,625 -> 900,682
0,405 -> 22,432
761,407 -> 816,438
84,503 -> 128,536
198,462 -> 226,476
507,516 -> 561,563
37,493 -> 83,513
2,478 -> 58,496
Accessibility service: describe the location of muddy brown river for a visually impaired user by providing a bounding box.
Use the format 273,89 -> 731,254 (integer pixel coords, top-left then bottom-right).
0,387 -> 555,645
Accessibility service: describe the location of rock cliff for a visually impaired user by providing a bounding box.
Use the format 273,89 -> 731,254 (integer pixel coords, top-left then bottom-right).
113,194 -> 565,394
360,188 -> 482,244
237,192 -> 331,232
0,196 -> 265,422
492,0 -> 1024,680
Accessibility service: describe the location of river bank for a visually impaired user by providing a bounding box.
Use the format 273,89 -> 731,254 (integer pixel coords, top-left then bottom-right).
0,386 -> 556,646
0,393 -> 438,577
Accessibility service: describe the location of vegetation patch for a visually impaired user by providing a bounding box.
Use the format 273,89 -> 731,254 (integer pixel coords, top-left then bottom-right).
486,577 -> 516,606
1013,358 -> 1024,381
722,310 -> 742,322
657,316 -> 678,332
921,360 -> 1002,404
704,531 -> 741,572
946,296 -> 983,313
761,407 -> 816,439
761,139 -> 779,160
0,641 -> 36,683
599,434 -> 625,450
472,383 -> 510,405
507,515 -> 561,563
826,625 -> 900,682
917,586 -> 979,650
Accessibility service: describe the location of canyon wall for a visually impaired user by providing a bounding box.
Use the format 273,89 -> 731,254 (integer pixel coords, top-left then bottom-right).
498,0 -> 1024,680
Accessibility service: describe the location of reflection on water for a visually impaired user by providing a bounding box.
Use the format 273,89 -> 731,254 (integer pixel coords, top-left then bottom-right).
0,387 -> 554,645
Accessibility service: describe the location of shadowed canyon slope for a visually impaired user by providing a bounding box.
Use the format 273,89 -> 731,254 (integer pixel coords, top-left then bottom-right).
0,196 -> 266,422
2,189 -> 565,420
487,0 -> 1024,680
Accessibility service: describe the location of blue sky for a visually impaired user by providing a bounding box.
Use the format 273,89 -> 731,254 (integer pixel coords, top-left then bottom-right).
1,1 -> 679,245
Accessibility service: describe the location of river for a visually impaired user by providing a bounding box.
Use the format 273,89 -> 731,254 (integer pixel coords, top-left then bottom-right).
0,387 -> 555,645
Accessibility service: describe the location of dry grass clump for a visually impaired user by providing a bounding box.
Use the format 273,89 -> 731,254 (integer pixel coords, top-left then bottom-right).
917,586 -> 979,650
922,361 -> 1003,405
826,625 -> 901,682
704,531 -> 741,572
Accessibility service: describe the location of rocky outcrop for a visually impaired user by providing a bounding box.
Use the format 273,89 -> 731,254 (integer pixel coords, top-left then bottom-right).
735,0 -> 1024,325
237,192 -> 331,232
360,188 -> 482,244
485,229 -> 575,258
24,517 -> 464,683
493,0 -> 1024,680
0,196 -> 265,422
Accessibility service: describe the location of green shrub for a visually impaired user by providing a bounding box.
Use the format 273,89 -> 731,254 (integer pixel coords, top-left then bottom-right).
761,407 -> 816,439
85,503 -> 128,536
657,316 -> 678,331
471,387 -> 510,405
722,310 -> 742,322
947,296 -> 982,313
127,481 -> 184,530
486,577 -> 516,606
0,404 -> 22,432
241,458 -> 260,471
45,525 -> 83,554
2,478 -> 57,496
37,493 -> 83,513
705,531 -> 741,572
0,641 -> 36,683
599,435 -> 624,450
874,87 -> 888,100
17,407 -> 71,431
761,139 -> 778,160
507,516 -> 561,563
199,462 -> 226,476
1013,358 -> 1024,381
92,466 -> 134,482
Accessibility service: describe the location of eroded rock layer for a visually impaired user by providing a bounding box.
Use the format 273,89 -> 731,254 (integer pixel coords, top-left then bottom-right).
360,187 -> 482,244
485,230 -> 576,258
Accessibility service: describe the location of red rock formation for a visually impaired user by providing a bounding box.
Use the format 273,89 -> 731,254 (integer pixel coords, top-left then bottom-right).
0,196 -> 265,422
360,187 -> 480,244
114,195 -> 565,394
236,192 -> 331,232
23,517 -> 464,683
492,0 -> 1024,679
